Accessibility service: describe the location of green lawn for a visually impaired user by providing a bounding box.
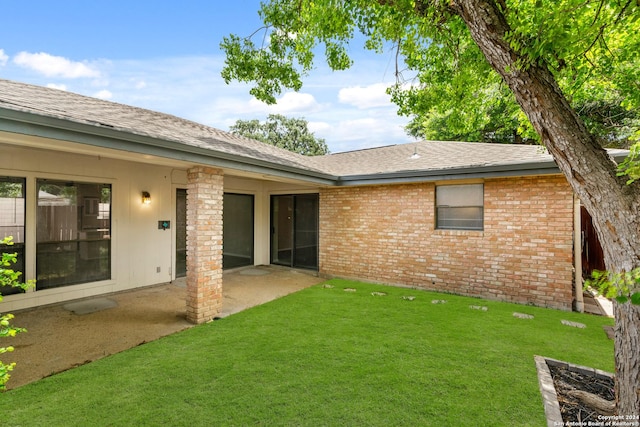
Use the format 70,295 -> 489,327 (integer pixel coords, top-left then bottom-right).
3,279 -> 614,426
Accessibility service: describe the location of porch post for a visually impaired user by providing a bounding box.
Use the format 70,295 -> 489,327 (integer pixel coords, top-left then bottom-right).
186,166 -> 224,324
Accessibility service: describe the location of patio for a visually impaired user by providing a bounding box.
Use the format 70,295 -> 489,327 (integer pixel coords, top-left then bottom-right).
5,265 -> 323,390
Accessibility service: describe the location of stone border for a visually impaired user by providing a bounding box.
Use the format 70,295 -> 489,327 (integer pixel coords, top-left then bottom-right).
535,355 -> 564,426
534,355 -> 615,427
544,357 -> 614,382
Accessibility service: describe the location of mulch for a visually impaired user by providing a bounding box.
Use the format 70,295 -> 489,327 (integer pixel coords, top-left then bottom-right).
549,364 -> 615,424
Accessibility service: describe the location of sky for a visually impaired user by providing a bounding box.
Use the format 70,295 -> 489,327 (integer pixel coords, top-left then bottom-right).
0,1 -> 414,153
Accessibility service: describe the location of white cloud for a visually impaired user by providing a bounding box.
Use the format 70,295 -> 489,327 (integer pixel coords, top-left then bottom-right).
338,83 -> 392,109
307,121 -> 331,134
0,49 -> 8,67
314,112 -> 412,153
13,51 -> 101,78
276,92 -> 320,113
94,89 -> 113,99
336,118 -> 383,141
249,92 -> 321,115
46,83 -> 67,91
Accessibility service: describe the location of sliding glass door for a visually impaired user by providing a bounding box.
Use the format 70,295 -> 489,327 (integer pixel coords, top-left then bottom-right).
175,189 -> 187,278
271,194 -> 318,270
293,194 -> 319,269
223,193 -> 254,269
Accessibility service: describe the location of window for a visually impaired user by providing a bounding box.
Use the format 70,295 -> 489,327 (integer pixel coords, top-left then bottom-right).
0,177 -> 26,295
436,184 -> 484,230
36,180 -> 111,289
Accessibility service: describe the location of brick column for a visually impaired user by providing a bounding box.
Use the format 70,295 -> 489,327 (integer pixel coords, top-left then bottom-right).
186,166 -> 224,324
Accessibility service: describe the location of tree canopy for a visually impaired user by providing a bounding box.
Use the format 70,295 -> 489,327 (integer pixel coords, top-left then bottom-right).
221,0 -> 640,150
405,84 -> 640,147
229,114 -> 328,156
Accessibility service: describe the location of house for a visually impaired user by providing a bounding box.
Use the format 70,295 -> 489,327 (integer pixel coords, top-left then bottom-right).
0,79 -> 626,321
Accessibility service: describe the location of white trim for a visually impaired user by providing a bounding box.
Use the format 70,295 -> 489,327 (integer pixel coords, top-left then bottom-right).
2,279 -> 117,311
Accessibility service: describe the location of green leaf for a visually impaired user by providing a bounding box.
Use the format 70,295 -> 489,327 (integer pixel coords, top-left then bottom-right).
631,292 -> 640,305
615,295 -> 629,304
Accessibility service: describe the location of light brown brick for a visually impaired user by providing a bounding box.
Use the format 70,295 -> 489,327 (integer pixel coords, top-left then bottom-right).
319,177 -> 575,310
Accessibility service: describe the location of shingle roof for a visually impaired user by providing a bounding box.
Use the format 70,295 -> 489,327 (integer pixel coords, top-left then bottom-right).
0,79 -> 327,175
2,78 -> 624,184
314,140 -> 555,176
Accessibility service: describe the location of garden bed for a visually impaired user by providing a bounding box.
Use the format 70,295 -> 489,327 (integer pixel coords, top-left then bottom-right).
536,356 -> 616,426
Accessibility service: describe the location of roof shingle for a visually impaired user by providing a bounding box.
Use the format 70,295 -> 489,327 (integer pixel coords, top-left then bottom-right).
0,79 -> 325,174
313,140 -> 555,176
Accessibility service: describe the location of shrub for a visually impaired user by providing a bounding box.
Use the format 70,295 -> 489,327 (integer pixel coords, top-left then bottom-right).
0,236 -> 35,391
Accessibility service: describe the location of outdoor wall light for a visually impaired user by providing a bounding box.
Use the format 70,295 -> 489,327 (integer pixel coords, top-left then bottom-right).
142,191 -> 151,205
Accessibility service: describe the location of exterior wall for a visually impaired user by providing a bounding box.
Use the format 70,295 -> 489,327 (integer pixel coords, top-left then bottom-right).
0,136 -> 575,312
0,143 -> 189,311
319,176 -> 575,310
0,140 -> 323,312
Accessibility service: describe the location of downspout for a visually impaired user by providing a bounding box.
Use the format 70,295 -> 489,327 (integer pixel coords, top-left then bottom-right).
573,195 -> 584,313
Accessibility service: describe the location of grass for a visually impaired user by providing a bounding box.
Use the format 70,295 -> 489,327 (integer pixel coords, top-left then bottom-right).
3,279 -> 614,426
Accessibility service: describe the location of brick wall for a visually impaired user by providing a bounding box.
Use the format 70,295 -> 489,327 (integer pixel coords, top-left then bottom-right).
319,175 -> 575,310
186,166 -> 224,323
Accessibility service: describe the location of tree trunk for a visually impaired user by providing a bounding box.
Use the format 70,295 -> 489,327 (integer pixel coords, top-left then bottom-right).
447,0 -> 640,416
614,301 -> 640,415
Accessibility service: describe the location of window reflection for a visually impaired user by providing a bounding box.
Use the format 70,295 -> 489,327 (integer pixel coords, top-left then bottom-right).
36,180 -> 111,289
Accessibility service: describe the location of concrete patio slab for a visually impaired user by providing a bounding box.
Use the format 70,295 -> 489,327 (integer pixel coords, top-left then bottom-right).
63,298 -> 118,315
5,266 -> 323,390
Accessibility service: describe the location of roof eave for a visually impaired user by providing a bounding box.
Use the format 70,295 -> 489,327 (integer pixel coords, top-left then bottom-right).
335,161 -> 563,186
2,105 -> 630,188
0,107 -> 338,185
